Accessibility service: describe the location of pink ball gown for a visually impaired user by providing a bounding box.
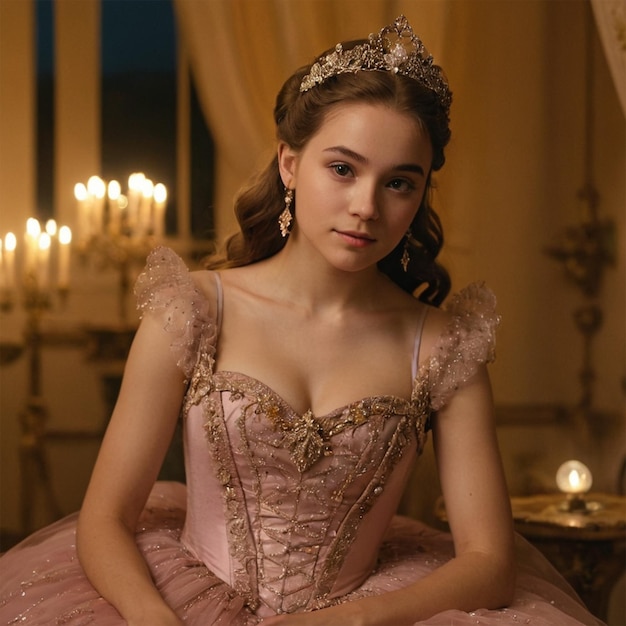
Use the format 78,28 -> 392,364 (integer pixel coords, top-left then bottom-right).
0,247 -> 604,625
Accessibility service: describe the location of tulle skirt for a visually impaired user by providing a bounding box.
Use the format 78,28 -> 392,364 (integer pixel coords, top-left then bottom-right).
0,482 -> 604,625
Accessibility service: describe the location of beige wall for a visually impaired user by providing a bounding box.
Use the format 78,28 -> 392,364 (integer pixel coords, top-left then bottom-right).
435,0 -> 625,491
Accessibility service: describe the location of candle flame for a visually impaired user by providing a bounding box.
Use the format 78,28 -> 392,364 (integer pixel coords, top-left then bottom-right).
38,232 -> 51,251
26,218 -> 41,237
556,459 -> 592,495
5,232 -> 17,251
108,180 -> 121,200
74,182 -> 88,201
154,183 -> 167,204
45,219 -> 57,237
128,172 -> 146,192
568,469 -> 581,489
59,226 -> 72,245
141,179 -> 154,198
87,176 -> 106,199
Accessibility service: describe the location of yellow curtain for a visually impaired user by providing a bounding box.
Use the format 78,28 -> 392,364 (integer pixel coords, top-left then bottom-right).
590,0 -> 626,116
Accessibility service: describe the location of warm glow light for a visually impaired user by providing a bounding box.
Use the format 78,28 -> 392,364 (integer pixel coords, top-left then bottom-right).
118,194 -> 129,209
141,178 -> 154,198
26,218 -> 41,238
45,219 -> 57,237
108,180 -> 121,200
128,172 -> 146,192
57,226 -> 72,289
87,176 -> 106,199
154,183 -> 167,204
59,226 -> 72,245
556,460 -> 593,495
74,183 -> 88,201
38,232 -> 51,251
5,232 -> 17,251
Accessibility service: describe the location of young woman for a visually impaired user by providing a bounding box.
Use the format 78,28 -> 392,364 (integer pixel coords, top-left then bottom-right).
0,16 -> 604,626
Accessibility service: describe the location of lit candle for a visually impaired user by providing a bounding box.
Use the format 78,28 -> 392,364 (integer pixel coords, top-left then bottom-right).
88,176 -> 106,234
139,177 -> 154,236
74,182 -> 89,241
25,218 -> 41,277
107,180 -> 122,234
4,232 -> 16,289
45,219 -> 57,237
556,460 -> 593,495
0,239 -> 4,290
37,231 -> 51,289
153,183 -> 167,238
46,220 -> 58,273
118,193 -> 129,230
58,226 -> 72,289
127,172 -> 146,231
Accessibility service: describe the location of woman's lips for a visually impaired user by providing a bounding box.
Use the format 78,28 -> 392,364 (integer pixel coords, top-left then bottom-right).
334,230 -> 376,247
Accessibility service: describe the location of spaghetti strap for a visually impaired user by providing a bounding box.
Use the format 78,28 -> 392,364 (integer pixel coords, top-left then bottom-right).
411,305 -> 429,381
213,271 -> 224,339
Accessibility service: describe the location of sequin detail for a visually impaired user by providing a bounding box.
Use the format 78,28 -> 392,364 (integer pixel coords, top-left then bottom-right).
187,369 -> 427,614
135,246 -> 216,379
426,282 -> 500,411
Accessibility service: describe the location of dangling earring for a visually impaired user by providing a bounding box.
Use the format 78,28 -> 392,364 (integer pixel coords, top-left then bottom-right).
401,232 -> 411,272
279,188 -> 294,237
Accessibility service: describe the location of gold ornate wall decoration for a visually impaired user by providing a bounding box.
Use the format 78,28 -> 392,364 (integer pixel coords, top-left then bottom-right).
544,5 -> 617,433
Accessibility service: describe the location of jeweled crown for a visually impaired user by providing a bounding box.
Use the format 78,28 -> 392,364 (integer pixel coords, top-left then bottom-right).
300,15 -> 451,114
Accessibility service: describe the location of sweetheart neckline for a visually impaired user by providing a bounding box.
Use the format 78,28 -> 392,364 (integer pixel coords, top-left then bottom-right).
210,369 -> 421,421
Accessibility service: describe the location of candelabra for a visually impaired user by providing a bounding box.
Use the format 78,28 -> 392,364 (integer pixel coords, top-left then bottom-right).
75,173 -> 166,323
75,174 -> 168,439
1,223 -> 72,534
18,275 -> 66,533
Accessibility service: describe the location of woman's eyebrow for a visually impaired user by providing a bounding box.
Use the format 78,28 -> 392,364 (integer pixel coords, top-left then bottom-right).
323,145 -> 425,176
323,145 -> 367,163
396,163 -> 426,176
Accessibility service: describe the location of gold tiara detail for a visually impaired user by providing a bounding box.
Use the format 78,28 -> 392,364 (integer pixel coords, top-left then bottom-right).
300,15 -> 451,113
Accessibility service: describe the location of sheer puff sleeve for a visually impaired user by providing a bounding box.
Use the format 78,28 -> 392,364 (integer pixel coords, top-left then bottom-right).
134,246 -> 216,380
427,283 -> 500,412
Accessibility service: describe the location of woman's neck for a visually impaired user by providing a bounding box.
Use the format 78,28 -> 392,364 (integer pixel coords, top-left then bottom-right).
253,239 -> 397,315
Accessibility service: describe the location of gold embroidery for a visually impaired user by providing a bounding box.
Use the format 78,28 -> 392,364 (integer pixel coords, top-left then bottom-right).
188,363 -> 429,614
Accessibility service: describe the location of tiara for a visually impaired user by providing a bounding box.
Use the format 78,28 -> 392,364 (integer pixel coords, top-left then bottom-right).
299,15 -> 451,113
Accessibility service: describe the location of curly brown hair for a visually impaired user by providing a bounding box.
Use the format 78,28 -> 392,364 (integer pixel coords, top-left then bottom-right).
205,40 -> 452,306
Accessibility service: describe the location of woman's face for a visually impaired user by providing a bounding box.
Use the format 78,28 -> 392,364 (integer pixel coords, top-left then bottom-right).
278,102 -> 433,274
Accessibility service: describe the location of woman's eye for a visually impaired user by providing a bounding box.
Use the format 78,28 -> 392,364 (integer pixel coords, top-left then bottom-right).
331,163 -> 352,177
388,178 -> 415,192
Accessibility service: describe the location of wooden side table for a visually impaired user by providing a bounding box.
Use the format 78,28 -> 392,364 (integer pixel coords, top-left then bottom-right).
435,493 -> 626,622
509,493 -> 625,622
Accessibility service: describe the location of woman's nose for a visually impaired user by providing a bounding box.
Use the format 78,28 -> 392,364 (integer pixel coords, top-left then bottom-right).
349,183 -> 379,220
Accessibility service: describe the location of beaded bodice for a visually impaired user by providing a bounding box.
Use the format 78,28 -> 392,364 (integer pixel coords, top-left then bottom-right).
134,247 -> 499,618
183,368 -> 429,616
